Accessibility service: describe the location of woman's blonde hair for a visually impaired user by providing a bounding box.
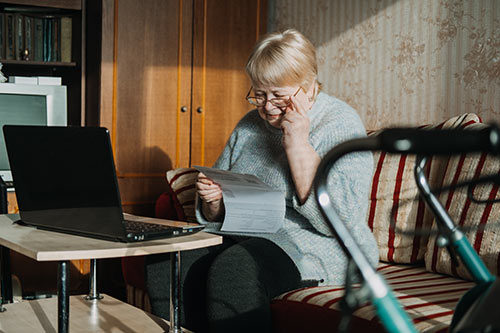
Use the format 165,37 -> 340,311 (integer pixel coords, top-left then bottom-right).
246,29 -> 318,89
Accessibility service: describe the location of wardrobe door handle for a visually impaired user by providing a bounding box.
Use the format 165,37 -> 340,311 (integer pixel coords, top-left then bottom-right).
180,106 -> 187,113
197,107 -> 203,114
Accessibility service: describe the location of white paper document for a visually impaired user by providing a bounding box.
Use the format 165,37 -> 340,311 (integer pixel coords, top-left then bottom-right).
194,166 -> 285,233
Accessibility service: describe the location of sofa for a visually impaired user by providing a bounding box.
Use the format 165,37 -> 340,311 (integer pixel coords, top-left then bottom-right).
121,113 -> 500,332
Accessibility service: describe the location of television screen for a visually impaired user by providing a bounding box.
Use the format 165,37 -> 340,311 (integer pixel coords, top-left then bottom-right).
0,94 -> 48,172
0,83 -> 67,183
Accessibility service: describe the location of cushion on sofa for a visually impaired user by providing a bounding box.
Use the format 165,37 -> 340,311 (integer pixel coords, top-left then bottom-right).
165,167 -> 199,222
271,263 -> 475,333
425,121 -> 500,280
366,113 -> 482,264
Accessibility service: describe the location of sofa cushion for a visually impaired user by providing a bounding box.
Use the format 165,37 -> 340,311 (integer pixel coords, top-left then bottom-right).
165,167 -> 199,222
367,113 -> 482,264
271,263 -> 475,333
425,121 -> 500,280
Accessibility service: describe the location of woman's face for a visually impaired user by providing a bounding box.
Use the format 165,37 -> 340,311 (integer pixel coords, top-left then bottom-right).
252,84 -> 313,128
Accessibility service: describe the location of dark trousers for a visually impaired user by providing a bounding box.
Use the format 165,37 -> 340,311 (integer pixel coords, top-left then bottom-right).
145,236 -> 314,333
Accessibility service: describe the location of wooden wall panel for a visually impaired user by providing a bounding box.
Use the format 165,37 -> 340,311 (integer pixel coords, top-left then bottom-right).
99,0 -> 114,132
191,0 -> 267,167
115,0 -> 186,173
100,0 -> 193,215
99,0 -> 267,214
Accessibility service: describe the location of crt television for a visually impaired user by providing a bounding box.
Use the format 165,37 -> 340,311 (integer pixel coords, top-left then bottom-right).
0,83 -> 67,183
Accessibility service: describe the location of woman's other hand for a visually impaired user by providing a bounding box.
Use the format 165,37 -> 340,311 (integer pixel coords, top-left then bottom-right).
280,86 -> 320,204
196,172 -> 224,221
280,88 -> 311,151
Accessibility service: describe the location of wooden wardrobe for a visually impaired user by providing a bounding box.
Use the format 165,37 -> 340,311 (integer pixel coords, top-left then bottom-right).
93,0 -> 267,216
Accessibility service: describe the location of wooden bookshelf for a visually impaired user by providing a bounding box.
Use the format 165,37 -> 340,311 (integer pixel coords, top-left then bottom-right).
0,59 -> 77,66
0,0 -> 81,10
0,0 -> 92,300
0,0 -> 83,125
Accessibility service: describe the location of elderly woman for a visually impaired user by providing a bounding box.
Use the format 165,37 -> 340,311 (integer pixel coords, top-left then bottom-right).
146,29 -> 378,333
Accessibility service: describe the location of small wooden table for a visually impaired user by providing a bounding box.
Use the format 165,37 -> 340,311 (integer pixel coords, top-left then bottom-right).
0,214 -> 222,332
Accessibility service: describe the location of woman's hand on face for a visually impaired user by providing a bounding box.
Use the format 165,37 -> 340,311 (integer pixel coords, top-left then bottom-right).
280,88 -> 311,150
196,172 -> 223,204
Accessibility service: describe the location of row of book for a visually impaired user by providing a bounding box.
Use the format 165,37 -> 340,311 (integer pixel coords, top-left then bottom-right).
0,12 -> 72,63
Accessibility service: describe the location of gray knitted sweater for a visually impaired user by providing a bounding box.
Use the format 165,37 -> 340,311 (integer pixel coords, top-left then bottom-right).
196,92 -> 379,285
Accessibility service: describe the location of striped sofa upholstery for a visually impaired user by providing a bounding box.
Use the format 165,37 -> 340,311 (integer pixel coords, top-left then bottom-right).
272,263 -> 475,333
121,113 -> 498,332
425,121 -> 500,280
366,113 -> 481,264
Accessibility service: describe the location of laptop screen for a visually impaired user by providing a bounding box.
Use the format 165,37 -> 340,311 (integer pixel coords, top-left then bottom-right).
3,125 -> 126,239
4,125 -> 121,210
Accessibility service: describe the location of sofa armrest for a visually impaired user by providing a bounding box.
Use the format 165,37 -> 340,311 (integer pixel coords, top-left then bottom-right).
155,190 -> 186,221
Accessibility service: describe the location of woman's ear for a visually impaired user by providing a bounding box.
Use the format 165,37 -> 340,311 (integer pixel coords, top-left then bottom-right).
303,82 -> 317,109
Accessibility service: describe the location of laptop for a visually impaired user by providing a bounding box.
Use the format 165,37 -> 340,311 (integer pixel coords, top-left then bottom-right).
2,125 -> 204,242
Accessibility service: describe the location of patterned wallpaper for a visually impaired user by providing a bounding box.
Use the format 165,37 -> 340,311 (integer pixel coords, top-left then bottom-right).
271,0 -> 499,129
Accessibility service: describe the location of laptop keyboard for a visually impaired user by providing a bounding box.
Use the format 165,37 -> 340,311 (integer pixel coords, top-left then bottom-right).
124,220 -> 177,233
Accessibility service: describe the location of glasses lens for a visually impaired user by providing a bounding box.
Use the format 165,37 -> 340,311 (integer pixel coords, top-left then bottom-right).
247,94 -> 293,108
270,98 -> 290,108
247,97 -> 266,106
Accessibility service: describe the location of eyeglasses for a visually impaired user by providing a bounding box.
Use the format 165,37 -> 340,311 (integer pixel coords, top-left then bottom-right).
246,86 -> 303,108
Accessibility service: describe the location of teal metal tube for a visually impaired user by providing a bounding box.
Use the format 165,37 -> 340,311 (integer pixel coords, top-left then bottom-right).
372,291 -> 417,333
415,156 -> 496,286
453,236 -> 495,284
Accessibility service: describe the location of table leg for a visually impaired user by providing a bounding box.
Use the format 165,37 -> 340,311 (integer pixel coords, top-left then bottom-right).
0,245 -> 13,306
58,260 -> 70,333
85,259 -> 103,301
169,251 -> 182,333
0,177 -> 12,310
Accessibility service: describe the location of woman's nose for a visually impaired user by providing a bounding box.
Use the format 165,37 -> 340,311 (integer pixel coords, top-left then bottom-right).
264,99 -> 274,110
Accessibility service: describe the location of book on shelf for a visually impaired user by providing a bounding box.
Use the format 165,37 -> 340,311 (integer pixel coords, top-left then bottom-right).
14,13 -> 24,60
43,17 -> 52,62
60,16 -> 71,63
0,13 -> 4,60
24,16 -> 33,60
52,16 -> 60,62
33,17 -> 43,61
5,13 -> 15,60
0,10 -> 72,63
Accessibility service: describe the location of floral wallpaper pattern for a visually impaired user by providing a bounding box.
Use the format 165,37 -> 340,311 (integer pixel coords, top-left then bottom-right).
272,0 -> 499,129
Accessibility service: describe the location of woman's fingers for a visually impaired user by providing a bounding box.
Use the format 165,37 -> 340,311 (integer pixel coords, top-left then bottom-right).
198,186 -> 221,196
202,192 -> 223,203
197,179 -> 221,191
198,187 -> 223,202
289,93 -> 308,116
196,174 -> 223,203
197,173 -> 215,184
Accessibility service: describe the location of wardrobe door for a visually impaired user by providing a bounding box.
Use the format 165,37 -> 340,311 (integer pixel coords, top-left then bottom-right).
100,0 -> 193,215
190,0 -> 267,167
